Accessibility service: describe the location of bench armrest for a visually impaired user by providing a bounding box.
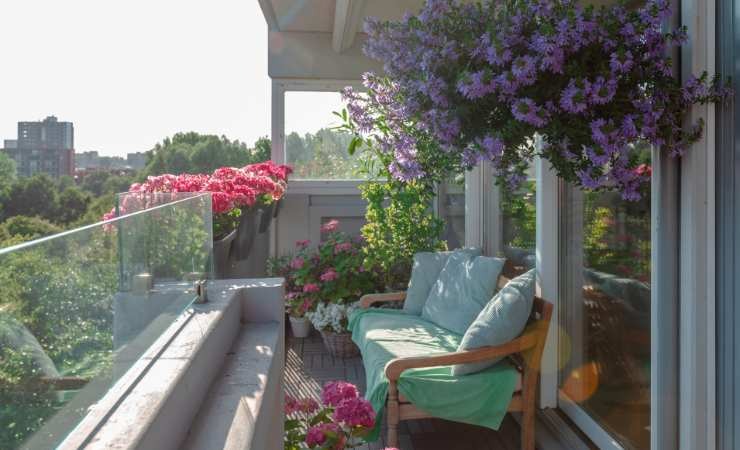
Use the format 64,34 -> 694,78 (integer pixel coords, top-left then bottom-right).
359,291 -> 407,309
384,332 -> 538,380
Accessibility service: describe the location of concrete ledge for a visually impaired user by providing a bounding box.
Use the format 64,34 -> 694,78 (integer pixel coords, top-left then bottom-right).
75,278 -> 284,450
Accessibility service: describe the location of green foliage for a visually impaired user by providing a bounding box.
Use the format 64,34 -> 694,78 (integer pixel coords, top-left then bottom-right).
360,180 -> 446,288
143,132 -> 269,176
57,187 -> 91,225
286,129 -> 364,179
0,151 -> 17,190
0,216 -> 62,244
501,181 -> 536,250
2,174 -> 58,222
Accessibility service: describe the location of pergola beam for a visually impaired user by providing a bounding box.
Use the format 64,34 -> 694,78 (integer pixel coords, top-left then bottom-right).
258,0 -> 279,31
332,0 -> 367,53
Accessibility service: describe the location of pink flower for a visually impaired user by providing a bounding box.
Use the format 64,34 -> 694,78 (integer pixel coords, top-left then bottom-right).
303,283 -> 320,294
334,242 -> 353,253
333,397 -> 376,428
290,257 -> 305,270
298,398 -> 319,414
285,395 -> 299,415
320,268 -> 339,282
296,239 -> 311,248
305,422 -> 342,447
320,219 -> 340,233
321,381 -> 359,407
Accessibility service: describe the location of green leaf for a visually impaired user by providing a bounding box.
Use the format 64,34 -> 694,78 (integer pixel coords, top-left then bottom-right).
348,136 -> 362,156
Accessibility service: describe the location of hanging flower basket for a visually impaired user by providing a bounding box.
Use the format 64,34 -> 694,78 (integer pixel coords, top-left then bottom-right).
342,0 -> 731,201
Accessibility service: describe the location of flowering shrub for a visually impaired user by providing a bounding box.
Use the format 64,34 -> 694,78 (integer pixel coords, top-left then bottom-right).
268,220 -> 379,318
104,161 -> 292,237
306,302 -> 358,334
285,381 -> 393,450
345,0 -> 730,200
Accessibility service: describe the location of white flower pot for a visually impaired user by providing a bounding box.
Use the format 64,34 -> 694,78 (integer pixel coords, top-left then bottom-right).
289,316 -> 312,338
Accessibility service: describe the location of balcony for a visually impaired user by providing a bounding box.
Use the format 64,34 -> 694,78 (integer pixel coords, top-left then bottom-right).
1,0 -> 736,448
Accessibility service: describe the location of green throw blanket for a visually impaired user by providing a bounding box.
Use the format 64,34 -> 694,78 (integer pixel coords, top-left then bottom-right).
348,308 -> 519,441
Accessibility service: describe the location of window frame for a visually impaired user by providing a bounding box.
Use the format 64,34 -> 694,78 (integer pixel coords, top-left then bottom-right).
271,78 -> 367,193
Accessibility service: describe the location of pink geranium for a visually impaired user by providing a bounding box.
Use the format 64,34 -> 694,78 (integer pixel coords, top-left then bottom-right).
334,242 -> 353,253
320,268 -> 338,282
296,239 -> 311,248
290,257 -> 305,270
305,422 -> 342,447
303,283 -> 320,294
320,219 -> 340,233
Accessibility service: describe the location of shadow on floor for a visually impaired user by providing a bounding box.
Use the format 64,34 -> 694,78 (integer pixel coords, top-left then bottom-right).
285,330 -> 525,450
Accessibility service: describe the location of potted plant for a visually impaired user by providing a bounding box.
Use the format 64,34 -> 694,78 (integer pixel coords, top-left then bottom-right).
269,220 -> 380,350
108,161 -> 292,278
307,301 -> 359,358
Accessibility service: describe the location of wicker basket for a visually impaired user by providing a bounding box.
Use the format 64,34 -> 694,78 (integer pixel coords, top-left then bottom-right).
320,330 -> 360,358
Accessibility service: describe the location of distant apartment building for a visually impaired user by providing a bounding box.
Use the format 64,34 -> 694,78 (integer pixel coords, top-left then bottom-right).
126,152 -> 147,170
75,151 -> 147,171
3,116 -> 74,178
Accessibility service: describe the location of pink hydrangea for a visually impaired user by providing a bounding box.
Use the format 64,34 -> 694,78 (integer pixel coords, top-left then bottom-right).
321,381 -> 359,407
296,239 -> 311,248
334,242 -> 353,253
332,397 -> 376,428
303,283 -> 320,294
319,268 -> 338,282
305,422 -> 342,447
290,257 -> 305,270
320,219 -> 340,233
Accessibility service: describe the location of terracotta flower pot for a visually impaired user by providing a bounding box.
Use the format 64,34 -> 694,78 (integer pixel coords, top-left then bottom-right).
289,316 -> 312,338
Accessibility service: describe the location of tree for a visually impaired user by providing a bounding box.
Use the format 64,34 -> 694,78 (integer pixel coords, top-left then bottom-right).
80,171 -> 111,197
142,132 -> 271,177
2,174 -> 59,222
0,152 -> 16,188
57,187 -> 91,225
102,174 -> 135,196
0,216 -> 62,244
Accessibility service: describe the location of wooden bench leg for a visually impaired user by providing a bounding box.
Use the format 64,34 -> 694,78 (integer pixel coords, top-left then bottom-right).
521,369 -> 537,450
387,381 -> 400,448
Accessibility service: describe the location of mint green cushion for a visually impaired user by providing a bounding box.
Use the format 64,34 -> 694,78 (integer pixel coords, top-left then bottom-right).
403,248 -> 481,315
453,269 -> 536,375
421,252 -> 505,334
348,308 -> 518,441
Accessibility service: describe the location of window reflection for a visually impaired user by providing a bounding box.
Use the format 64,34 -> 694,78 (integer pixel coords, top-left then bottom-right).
500,166 -> 536,278
560,152 -> 651,449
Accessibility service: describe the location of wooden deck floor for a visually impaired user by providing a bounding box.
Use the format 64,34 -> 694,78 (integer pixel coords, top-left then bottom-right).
285,330 -> 524,450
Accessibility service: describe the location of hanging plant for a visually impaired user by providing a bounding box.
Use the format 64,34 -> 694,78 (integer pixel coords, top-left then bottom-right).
346,0 -> 730,200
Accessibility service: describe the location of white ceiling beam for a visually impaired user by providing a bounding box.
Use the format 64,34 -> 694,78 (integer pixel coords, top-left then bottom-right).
332,0 -> 367,53
258,0 -> 279,31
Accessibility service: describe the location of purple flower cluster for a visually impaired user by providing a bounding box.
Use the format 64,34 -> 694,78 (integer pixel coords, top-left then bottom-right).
352,0 -> 730,199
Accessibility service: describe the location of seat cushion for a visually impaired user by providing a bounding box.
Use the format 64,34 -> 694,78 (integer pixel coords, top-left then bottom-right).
421,252 -> 505,334
348,308 -> 519,441
403,248 -> 482,315
453,269 -> 536,375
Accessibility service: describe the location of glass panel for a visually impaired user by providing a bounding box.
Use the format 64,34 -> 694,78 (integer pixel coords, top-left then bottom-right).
439,176 -> 465,249
0,193 -> 212,449
559,150 -> 651,449
284,91 -> 363,180
500,163 -> 536,278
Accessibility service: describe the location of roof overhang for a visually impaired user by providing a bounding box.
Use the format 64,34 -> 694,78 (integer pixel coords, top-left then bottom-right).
258,0 -> 424,80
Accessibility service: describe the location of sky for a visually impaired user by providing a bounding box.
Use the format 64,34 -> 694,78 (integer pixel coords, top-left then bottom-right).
0,0 -> 344,157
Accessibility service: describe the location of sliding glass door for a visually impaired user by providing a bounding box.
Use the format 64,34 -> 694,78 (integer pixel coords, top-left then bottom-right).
559,148 -> 652,449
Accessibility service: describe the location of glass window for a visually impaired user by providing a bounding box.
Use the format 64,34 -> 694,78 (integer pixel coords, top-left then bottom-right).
284,91 -> 363,180
499,163 -> 536,278
438,176 -> 465,249
559,148 -> 651,449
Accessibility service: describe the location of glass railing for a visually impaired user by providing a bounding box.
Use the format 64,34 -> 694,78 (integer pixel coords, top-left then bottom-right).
0,193 -> 213,449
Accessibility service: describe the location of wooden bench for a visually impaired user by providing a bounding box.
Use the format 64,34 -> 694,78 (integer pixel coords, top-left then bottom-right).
359,277 -> 553,450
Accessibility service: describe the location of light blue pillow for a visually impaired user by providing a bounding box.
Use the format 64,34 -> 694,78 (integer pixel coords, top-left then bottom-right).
420,252 -> 505,334
403,248 -> 482,315
452,269 -> 536,376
